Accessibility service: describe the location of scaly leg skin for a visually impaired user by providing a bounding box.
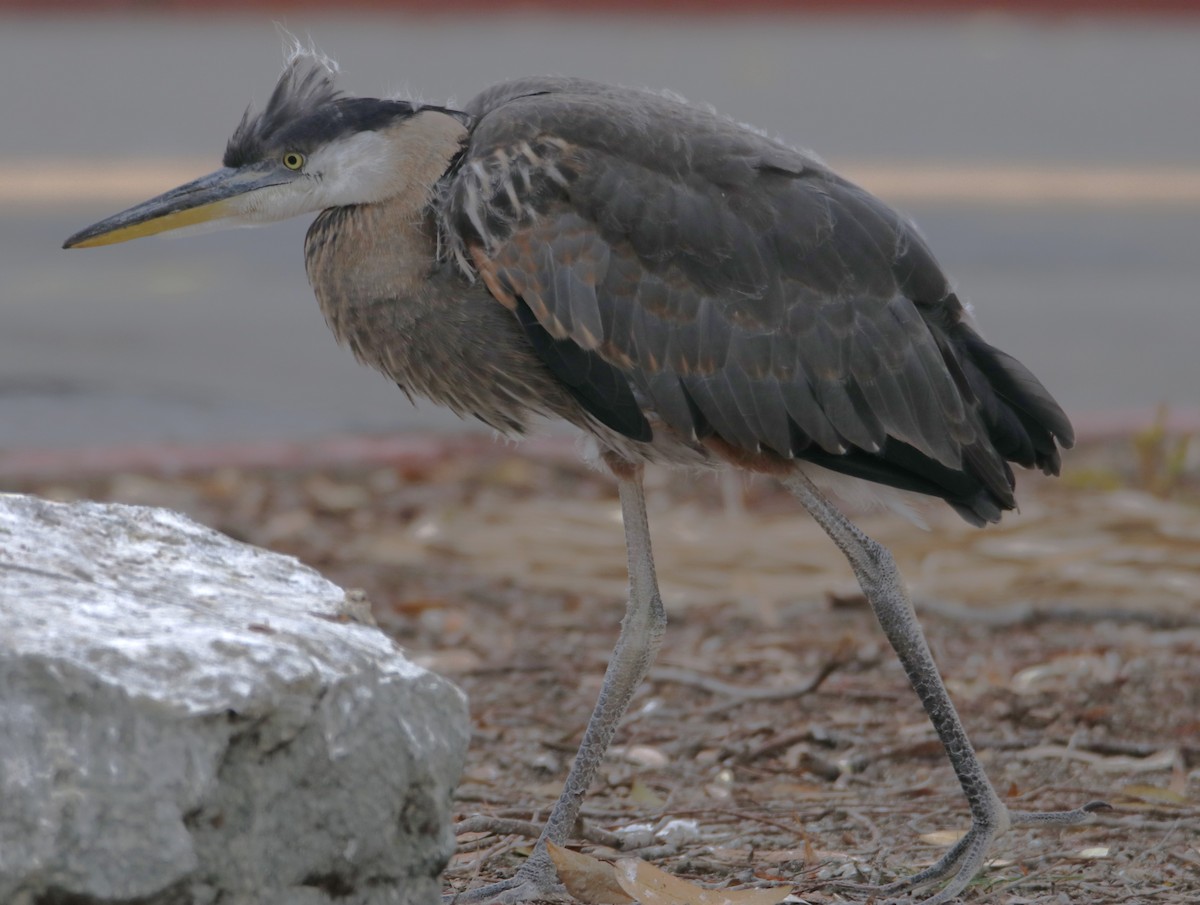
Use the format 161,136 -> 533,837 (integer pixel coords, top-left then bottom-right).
784,473 -> 1108,904
446,462 -> 667,903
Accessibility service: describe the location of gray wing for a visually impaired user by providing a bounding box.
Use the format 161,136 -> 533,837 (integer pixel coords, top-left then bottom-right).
444,78 -> 1071,520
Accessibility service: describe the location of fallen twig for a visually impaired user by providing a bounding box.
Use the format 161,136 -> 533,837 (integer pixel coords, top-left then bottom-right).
914,596 -> 1200,630
453,814 -> 627,849
646,657 -> 846,720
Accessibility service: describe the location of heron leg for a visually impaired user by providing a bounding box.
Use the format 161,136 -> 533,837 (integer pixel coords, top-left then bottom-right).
784,472 -> 1104,904
447,462 -> 666,903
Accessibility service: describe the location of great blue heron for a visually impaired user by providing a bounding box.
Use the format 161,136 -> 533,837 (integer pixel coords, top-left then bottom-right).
66,50 -> 1105,904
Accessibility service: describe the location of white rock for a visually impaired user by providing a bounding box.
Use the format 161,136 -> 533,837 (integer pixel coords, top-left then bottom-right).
0,493 -> 469,905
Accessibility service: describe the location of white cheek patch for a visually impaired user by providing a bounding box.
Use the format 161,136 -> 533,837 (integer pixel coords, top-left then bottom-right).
305,131 -> 403,207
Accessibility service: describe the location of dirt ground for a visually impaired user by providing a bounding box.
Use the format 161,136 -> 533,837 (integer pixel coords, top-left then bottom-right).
7,433 -> 1198,904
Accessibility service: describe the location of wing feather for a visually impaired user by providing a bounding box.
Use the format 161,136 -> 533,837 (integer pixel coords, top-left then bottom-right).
444,77 -> 1071,519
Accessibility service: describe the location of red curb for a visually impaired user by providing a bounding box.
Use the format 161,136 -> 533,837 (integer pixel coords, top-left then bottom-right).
0,433 -> 580,481
3,1 -> 1199,15
1,408 -> 1195,482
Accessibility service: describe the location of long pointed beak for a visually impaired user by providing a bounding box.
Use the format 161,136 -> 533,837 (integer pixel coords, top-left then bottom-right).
63,163 -> 288,249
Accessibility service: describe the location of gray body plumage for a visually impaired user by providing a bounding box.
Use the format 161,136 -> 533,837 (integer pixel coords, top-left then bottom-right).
305,72 -> 1072,525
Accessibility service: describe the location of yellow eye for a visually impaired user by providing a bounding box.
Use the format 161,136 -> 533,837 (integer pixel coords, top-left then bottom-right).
282,151 -> 305,171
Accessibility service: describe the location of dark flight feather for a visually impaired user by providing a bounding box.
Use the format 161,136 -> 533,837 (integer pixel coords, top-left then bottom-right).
514,298 -> 652,441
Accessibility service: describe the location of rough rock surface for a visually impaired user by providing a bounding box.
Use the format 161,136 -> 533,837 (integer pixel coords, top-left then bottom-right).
0,492 -> 469,905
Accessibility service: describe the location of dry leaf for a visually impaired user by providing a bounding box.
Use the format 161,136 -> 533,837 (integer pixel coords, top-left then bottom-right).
1011,653 -> 1120,692
802,837 -> 816,865
1119,783 -> 1188,806
547,842 -> 634,905
614,857 -> 791,905
303,474 -> 370,512
629,778 -> 666,808
918,829 -> 967,846
757,848 -> 811,864
622,744 -> 671,768
1170,756 -> 1189,796
1015,744 -> 1178,773
410,649 -> 483,674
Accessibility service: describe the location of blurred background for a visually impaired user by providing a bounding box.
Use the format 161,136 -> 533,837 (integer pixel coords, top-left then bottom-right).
2,1 -> 1198,458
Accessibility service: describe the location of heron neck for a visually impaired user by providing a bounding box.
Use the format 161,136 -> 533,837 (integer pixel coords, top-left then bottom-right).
304,110 -> 467,329
371,110 -> 468,208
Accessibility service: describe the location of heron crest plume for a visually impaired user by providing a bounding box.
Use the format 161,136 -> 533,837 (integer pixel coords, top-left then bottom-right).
225,51 -> 345,167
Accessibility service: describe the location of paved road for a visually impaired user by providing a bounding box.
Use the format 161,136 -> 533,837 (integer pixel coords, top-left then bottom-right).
2,14 -> 1198,450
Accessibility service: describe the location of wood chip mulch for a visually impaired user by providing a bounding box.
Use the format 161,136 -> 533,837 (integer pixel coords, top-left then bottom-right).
6,434 -> 1198,904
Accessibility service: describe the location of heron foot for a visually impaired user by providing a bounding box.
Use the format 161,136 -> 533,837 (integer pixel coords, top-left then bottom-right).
836,799 -> 1109,905
443,850 -> 568,905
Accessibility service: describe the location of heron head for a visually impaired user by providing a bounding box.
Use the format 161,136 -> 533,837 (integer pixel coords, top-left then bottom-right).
64,50 -> 467,249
